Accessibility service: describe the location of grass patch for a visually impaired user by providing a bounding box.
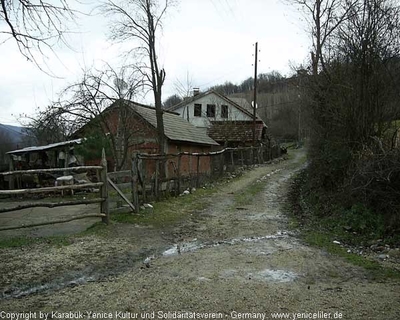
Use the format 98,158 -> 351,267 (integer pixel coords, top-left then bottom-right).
304,230 -> 400,280
234,180 -> 266,206
289,169 -> 400,280
111,187 -> 214,228
80,221 -> 109,236
0,235 -> 72,249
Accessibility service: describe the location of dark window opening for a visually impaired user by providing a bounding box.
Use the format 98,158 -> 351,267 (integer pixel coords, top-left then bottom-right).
221,105 -> 228,118
194,104 -> 202,117
207,104 -> 216,117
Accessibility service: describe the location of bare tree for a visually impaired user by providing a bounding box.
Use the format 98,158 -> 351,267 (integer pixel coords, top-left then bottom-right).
0,0 -> 76,70
102,0 -> 172,154
19,105 -> 75,146
294,0 -> 400,232
174,71 -> 195,99
289,0 -> 355,75
163,94 -> 182,108
22,64 -> 144,170
56,65 -> 144,170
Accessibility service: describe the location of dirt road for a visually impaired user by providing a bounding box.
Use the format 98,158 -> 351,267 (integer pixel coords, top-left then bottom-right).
0,150 -> 399,319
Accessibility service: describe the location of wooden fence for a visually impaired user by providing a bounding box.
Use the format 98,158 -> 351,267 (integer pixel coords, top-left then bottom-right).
0,150 -> 109,231
126,144 -> 282,211
0,145 -> 282,230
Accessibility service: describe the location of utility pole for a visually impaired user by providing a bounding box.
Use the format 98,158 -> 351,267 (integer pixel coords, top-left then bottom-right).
252,42 -> 258,146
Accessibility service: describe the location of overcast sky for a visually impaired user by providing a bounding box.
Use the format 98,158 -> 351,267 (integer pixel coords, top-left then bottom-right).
0,0 -> 310,126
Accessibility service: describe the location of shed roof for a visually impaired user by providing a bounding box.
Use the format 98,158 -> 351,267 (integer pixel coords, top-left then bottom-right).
7,138 -> 82,155
125,101 -> 219,146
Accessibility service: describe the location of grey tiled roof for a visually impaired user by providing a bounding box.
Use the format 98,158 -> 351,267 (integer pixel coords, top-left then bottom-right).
228,97 -> 253,112
127,101 -> 219,146
228,96 -> 262,119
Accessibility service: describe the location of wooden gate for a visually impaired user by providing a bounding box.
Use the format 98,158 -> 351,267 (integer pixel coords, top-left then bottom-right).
0,150 -> 110,231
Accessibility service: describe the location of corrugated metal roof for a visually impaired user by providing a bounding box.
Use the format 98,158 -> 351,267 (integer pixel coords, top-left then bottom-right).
127,102 -> 219,146
7,138 -> 82,155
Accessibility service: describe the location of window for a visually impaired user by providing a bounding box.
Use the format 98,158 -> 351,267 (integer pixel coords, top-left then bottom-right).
194,104 -> 202,117
221,105 -> 228,118
207,104 -> 216,117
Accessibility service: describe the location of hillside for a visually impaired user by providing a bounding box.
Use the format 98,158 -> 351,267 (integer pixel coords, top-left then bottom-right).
0,123 -> 25,145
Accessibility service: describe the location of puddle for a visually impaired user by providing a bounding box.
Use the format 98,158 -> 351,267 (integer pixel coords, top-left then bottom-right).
248,269 -> 297,282
219,268 -> 298,282
162,239 -> 204,256
161,232 -> 290,257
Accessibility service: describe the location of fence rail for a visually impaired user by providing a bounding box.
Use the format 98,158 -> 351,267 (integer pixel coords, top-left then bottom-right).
0,145 -> 282,231
0,149 -> 109,230
128,144 -> 281,212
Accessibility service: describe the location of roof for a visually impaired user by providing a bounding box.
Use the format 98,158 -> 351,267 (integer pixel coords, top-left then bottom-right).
228,97 -> 253,113
228,96 -> 264,119
7,139 -> 82,155
166,90 -> 259,119
207,121 -> 265,143
125,101 -> 219,146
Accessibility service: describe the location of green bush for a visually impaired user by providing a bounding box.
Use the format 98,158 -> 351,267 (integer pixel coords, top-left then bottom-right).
341,204 -> 385,238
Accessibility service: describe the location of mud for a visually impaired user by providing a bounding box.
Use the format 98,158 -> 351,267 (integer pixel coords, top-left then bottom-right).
0,150 -> 399,319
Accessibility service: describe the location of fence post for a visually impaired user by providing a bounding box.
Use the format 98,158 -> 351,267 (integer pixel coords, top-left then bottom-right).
8,155 -> 14,190
240,149 -> 244,166
188,153 -> 192,188
131,152 -> 139,213
260,146 -> 265,163
140,158 -> 146,203
177,154 -> 182,195
155,159 -> 159,199
230,149 -> 234,167
100,148 -> 109,224
196,155 -> 200,188
219,151 -> 224,176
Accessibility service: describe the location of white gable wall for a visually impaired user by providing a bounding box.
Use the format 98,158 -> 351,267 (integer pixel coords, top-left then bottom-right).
174,92 -> 253,129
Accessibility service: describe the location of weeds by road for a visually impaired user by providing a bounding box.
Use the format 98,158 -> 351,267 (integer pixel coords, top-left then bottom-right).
0,149 -> 399,319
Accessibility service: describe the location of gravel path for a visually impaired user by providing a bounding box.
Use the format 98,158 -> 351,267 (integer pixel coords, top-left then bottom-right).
0,150 -> 399,319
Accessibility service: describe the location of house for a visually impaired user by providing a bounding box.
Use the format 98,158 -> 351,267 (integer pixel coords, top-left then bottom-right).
166,89 -> 267,146
72,100 -> 219,177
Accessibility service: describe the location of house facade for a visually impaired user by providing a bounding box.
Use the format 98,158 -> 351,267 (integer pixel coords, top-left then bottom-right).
73,100 -> 219,177
167,90 -> 256,131
167,90 -> 267,146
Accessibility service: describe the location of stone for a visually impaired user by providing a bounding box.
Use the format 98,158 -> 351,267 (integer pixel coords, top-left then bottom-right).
377,254 -> 388,260
388,249 -> 400,259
